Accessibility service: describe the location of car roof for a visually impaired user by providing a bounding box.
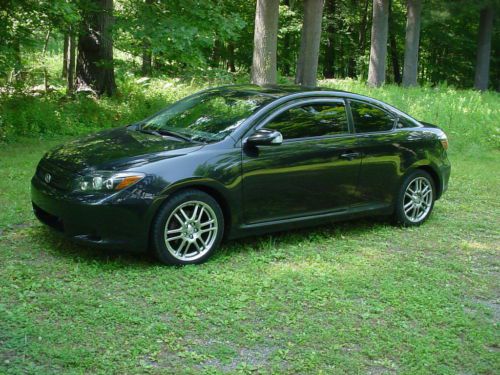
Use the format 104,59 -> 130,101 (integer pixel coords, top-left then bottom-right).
209,84 -> 349,98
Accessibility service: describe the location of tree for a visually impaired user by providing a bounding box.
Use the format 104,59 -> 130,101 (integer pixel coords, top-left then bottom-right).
296,0 -> 325,87
251,0 -> 280,86
76,0 -> 117,96
474,5 -> 495,91
402,0 -> 422,86
367,0 -> 389,87
323,0 -> 336,78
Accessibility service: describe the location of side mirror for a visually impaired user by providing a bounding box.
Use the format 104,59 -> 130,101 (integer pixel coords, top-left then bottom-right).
246,128 -> 283,146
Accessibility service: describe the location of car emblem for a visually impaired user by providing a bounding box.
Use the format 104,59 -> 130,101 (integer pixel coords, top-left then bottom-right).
44,173 -> 52,184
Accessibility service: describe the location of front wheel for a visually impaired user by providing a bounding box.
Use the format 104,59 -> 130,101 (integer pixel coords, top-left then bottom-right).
151,189 -> 224,265
394,170 -> 435,226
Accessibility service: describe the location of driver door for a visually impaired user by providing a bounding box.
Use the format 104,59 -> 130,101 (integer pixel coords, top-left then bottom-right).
241,99 -> 362,224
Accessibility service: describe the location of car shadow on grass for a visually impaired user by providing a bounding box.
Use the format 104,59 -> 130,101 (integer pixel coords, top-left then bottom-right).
34,216 -> 393,267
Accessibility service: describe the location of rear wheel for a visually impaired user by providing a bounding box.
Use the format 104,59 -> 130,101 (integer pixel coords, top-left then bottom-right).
152,189 -> 224,265
394,170 -> 435,226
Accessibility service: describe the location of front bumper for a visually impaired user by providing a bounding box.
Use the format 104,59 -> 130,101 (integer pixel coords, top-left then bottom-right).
31,176 -> 154,252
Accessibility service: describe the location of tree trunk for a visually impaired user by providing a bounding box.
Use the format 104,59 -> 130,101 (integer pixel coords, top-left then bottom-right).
227,42 -> 236,72
251,0 -> 280,86
474,5 -> 494,91
67,30 -> 76,94
42,29 -> 51,92
282,0 -> 292,76
296,0 -> 325,87
367,0 -> 389,87
359,0 -> 370,52
142,37 -> 152,76
402,0 -> 422,87
323,0 -> 336,79
76,0 -> 117,96
388,0 -> 401,84
62,33 -> 69,78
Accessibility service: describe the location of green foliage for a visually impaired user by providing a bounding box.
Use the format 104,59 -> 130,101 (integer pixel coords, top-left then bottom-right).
115,0 -> 250,73
0,114 -> 499,373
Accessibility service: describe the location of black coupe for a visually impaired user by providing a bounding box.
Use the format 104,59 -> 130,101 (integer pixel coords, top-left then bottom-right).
32,85 -> 451,264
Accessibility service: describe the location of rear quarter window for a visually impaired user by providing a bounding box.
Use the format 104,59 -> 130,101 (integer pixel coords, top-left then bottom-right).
350,101 -> 395,133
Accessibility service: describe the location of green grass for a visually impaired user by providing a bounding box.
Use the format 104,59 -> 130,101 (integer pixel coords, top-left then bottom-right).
0,80 -> 499,374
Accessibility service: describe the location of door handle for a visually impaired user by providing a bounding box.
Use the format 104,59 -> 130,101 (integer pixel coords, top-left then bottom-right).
339,152 -> 361,161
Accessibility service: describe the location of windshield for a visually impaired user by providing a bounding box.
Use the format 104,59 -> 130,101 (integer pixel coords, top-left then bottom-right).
140,90 -> 275,143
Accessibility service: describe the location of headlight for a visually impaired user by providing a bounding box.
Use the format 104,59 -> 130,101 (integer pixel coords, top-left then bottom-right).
75,171 -> 145,193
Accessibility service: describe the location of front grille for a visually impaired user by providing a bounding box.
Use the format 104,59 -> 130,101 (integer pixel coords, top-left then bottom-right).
36,160 -> 76,191
33,203 -> 64,232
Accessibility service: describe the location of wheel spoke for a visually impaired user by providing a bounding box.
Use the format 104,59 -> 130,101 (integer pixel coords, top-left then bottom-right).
166,227 -> 182,235
197,206 -> 205,222
174,213 -> 184,225
166,234 -> 183,242
200,219 -> 215,227
191,204 -> 199,220
180,208 -> 190,221
199,227 -> 216,234
175,240 -> 187,255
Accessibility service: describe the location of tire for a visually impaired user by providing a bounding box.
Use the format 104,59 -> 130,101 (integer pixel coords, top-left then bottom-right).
394,170 -> 436,226
151,189 -> 224,265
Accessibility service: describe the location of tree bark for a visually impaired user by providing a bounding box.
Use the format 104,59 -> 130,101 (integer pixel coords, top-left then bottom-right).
62,33 -> 69,78
474,5 -> 494,91
388,0 -> 401,84
76,0 -> 117,96
367,0 -> 389,87
295,0 -> 325,87
251,0 -> 280,86
42,29 -> 51,92
323,0 -> 336,79
402,0 -> 422,87
227,42 -> 236,72
67,30 -> 76,94
142,37 -> 152,76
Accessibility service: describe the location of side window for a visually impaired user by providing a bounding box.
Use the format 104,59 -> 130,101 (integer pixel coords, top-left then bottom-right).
350,101 -> 395,133
397,116 -> 418,129
265,102 -> 349,140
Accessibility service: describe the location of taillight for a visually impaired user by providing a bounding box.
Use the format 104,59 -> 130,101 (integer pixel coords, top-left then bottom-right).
438,133 -> 449,150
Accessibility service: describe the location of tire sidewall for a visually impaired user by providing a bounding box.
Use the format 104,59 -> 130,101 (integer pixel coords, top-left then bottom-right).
152,189 -> 224,265
395,170 -> 436,226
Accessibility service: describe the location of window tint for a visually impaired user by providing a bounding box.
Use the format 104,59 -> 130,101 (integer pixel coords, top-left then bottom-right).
350,101 -> 395,133
397,116 -> 418,128
265,102 -> 349,139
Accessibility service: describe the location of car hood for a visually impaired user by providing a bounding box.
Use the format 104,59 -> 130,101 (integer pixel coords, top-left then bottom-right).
43,126 -> 204,173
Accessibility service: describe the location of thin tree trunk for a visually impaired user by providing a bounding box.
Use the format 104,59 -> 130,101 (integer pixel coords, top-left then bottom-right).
251,0 -> 280,86
282,0 -> 292,76
9,37 -> 22,83
42,29 -> 51,92
227,42 -> 236,72
323,0 -> 336,79
367,0 -> 389,87
402,0 -> 422,86
474,5 -> 494,91
142,37 -> 152,76
359,0 -> 370,52
76,0 -> 117,96
62,33 -> 69,78
295,0 -> 325,87
67,30 -> 76,94
388,0 -> 401,84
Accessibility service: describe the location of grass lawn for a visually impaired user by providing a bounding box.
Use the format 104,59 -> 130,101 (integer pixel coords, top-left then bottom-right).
0,82 -> 499,374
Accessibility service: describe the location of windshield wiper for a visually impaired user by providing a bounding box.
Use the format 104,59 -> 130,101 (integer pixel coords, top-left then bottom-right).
155,129 -> 195,143
137,127 -> 203,143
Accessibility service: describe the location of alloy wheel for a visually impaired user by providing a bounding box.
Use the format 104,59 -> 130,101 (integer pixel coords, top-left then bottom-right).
164,200 -> 218,261
402,176 -> 433,223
